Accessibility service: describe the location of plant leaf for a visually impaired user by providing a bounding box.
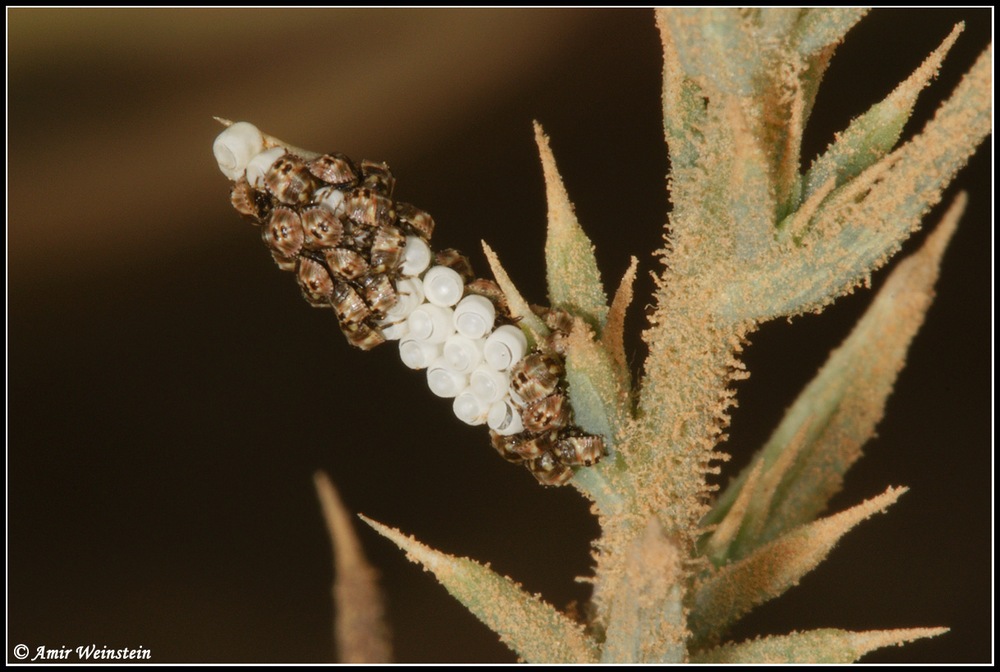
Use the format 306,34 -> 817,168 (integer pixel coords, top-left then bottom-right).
691,627 -> 948,663
481,240 -> 549,345
801,24 -> 963,204
359,515 -> 599,664
534,122 -> 609,328
688,486 -> 906,646
564,317 -> 628,443
601,256 -> 638,393
656,10 -> 751,273
703,194 -> 966,560
313,472 -> 391,663
701,458 -> 766,566
702,421 -> 812,567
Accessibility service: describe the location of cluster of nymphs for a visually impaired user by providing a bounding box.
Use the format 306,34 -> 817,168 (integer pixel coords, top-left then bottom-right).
214,121 -> 605,485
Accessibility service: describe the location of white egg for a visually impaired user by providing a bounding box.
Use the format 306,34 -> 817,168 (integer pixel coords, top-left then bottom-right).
453,295 -> 496,339
422,266 -> 465,307
213,122 -> 265,180
399,338 -> 441,370
407,304 -> 455,343
426,358 -> 469,398
401,236 -> 433,277
453,392 -> 489,426
483,325 -> 528,370
442,335 -> 484,374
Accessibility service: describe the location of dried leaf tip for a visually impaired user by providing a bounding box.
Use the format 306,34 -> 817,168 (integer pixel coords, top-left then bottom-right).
313,472 -> 391,663
917,190 -> 965,263
602,256 -> 639,378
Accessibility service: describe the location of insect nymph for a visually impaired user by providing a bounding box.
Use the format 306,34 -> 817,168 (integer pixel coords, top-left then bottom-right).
214,121 -> 605,485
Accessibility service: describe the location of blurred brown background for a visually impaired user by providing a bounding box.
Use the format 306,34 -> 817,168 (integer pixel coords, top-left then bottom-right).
8,9 -> 990,663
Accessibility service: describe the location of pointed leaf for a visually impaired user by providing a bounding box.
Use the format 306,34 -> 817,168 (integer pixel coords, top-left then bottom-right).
773,59 -> 808,219
601,256 -> 638,391
659,11 -> 841,223
535,122 -> 609,328
802,24 -> 963,203
702,422 -> 811,565
816,41 -> 990,231
692,627 -> 948,663
688,487 -> 906,645
701,459 -> 765,566
705,195 -> 965,556
313,472 -> 391,663
481,240 -> 549,345
601,518 -> 687,663
796,48 -> 836,161
360,515 -> 599,664
564,317 -> 628,442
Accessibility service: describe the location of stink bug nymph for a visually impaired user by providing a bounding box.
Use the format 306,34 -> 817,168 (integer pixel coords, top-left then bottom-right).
265,153 -> 316,205
263,206 -> 305,259
555,434 -> 605,467
510,353 -> 563,403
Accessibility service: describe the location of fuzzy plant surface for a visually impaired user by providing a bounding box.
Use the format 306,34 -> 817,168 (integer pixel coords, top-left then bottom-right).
213,8 -> 990,664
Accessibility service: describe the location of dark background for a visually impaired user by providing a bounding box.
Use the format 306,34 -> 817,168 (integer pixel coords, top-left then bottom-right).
8,9 -> 991,664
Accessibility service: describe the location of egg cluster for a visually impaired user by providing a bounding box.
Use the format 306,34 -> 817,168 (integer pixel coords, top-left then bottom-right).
214,121 -> 605,485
